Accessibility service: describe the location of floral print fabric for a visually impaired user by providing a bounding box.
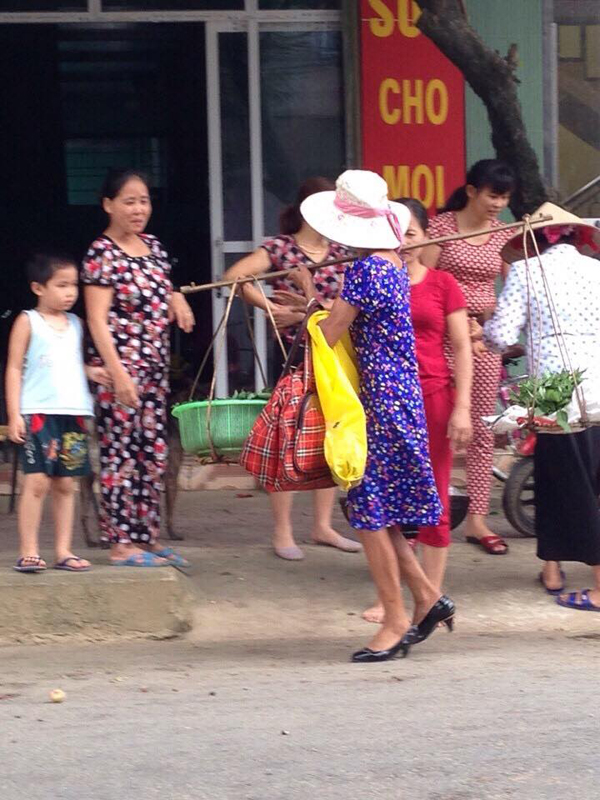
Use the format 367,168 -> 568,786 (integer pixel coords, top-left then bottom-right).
340,255 -> 441,531
81,234 -> 172,374
94,381 -> 167,544
81,234 -> 171,545
262,235 -> 352,343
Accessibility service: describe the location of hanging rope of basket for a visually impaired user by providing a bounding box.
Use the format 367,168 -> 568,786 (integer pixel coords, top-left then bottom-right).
519,216 -> 589,433
174,277 -> 290,463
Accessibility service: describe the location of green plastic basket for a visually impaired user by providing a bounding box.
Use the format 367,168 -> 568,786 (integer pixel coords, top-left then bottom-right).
172,399 -> 267,457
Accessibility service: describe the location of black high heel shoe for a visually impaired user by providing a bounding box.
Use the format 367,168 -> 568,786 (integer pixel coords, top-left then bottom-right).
404,595 -> 455,645
351,638 -> 411,663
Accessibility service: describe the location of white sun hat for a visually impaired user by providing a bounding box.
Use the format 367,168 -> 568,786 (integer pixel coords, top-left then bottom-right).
300,169 -> 410,250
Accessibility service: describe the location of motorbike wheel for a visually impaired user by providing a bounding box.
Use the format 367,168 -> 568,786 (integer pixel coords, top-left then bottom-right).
502,457 -> 536,537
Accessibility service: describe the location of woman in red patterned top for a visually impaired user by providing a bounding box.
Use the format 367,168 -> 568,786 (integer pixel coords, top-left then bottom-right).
225,178 -> 361,561
423,160 -> 516,555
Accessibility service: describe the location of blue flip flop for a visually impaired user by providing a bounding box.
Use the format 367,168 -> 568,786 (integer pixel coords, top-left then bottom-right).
151,547 -> 190,568
13,556 -> 46,573
538,569 -> 566,596
54,556 -> 91,572
111,552 -> 171,567
556,589 -> 600,612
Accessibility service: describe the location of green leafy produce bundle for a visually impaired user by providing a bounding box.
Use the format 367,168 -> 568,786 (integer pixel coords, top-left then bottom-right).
510,369 -> 585,432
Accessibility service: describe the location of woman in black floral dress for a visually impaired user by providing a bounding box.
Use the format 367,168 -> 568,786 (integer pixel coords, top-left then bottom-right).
83,169 -> 193,567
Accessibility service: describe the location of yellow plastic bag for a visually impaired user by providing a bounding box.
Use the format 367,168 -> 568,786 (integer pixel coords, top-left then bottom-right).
307,311 -> 367,490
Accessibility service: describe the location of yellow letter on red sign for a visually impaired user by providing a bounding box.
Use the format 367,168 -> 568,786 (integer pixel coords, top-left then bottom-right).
402,79 -> 424,124
398,0 -> 421,38
368,0 -> 394,37
412,164 -> 435,208
425,79 -> 449,125
383,165 -> 410,198
379,78 -> 401,124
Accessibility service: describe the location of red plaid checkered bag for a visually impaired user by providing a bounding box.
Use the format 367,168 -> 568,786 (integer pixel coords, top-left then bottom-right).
240,310 -> 334,492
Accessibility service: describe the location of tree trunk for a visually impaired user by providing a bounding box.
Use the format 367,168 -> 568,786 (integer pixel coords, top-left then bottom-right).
414,0 -> 549,218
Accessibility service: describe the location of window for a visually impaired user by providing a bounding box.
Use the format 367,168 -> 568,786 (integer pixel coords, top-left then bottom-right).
64,139 -> 163,205
0,1 -> 86,9
101,0 -> 244,9
259,0 -> 339,8
260,31 -> 345,235
556,12 -> 600,216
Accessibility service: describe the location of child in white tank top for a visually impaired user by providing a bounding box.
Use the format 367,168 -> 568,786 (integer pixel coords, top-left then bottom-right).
5,252 -> 110,573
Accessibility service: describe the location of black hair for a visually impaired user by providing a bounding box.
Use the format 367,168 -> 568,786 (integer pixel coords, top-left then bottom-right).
100,167 -> 150,202
26,251 -> 77,286
280,176 -> 335,235
442,159 -> 516,212
394,197 -> 429,232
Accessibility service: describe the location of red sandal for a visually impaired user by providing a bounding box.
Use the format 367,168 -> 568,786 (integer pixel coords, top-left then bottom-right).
465,534 -> 509,555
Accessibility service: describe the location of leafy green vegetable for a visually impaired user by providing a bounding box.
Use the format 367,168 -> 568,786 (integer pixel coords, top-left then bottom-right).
230,389 -> 272,400
172,388 -> 272,410
510,369 -> 585,431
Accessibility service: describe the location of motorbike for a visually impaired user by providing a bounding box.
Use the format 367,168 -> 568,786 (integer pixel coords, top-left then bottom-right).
493,432 -> 536,537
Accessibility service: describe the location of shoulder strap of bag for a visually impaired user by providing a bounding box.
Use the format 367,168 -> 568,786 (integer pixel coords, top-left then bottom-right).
281,299 -> 319,378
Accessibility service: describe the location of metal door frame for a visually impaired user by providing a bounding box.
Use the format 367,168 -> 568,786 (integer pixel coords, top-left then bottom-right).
205,16 -> 340,397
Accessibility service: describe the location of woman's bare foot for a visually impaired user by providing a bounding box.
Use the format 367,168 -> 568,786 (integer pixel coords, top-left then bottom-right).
110,543 -> 154,562
464,514 -> 496,540
411,589 -> 444,626
55,551 -> 91,570
272,521 -> 297,550
557,588 -> 600,608
367,621 -> 410,652
464,513 -> 508,554
362,603 -> 385,624
312,526 -> 362,553
541,560 -> 564,591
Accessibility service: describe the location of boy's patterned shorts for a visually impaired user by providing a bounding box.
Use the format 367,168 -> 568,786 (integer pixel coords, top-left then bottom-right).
21,414 -> 91,477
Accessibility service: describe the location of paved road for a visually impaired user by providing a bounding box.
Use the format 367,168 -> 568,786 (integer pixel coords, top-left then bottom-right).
2,490 -> 599,798
1,633 -> 598,800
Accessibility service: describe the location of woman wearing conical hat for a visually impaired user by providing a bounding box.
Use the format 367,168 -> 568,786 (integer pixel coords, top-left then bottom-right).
483,203 -> 600,611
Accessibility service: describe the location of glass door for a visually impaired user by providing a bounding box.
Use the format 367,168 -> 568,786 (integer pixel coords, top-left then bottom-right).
206,21 -> 266,398
205,18 -> 345,398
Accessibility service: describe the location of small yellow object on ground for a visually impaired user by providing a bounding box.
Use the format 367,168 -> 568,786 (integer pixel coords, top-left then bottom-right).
49,689 -> 66,703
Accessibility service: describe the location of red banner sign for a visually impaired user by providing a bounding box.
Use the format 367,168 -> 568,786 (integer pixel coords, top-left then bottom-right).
360,0 -> 465,212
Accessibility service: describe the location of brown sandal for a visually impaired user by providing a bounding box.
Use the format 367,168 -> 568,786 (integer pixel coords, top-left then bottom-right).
466,534 -> 509,555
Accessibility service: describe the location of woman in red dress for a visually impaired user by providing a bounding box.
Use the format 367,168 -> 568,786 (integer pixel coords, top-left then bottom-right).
423,160 -> 516,555
363,198 -> 473,623
225,178 -> 362,561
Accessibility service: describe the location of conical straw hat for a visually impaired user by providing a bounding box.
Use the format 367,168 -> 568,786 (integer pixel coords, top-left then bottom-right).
501,201 -> 600,263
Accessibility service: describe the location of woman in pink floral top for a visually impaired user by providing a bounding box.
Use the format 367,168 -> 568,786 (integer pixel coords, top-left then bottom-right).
225,177 -> 362,561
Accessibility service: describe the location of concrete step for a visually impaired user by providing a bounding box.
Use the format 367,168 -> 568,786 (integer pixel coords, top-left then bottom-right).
0,562 -> 195,645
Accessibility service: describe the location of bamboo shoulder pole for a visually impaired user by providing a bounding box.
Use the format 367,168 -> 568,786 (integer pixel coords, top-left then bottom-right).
180,213 -> 552,295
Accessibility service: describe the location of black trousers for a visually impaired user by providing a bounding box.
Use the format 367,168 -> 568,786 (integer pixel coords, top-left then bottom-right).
534,427 -> 600,565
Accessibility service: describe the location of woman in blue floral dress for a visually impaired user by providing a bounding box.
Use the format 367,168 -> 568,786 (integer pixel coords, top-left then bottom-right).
297,170 -> 456,662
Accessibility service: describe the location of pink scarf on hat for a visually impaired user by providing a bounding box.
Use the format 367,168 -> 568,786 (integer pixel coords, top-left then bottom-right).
334,196 -> 404,244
